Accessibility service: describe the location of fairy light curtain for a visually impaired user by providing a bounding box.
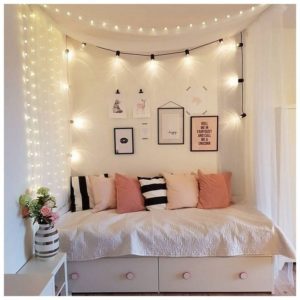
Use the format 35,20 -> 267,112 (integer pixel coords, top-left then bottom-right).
20,5 -> 70,213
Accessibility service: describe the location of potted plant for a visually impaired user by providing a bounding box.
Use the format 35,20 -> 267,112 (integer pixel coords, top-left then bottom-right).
19,187 -> 59,258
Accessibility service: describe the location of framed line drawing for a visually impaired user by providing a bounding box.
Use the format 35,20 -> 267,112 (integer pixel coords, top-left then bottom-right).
158,107 -> 184,144
114,128 -> 134,154
190,116 -> 218,151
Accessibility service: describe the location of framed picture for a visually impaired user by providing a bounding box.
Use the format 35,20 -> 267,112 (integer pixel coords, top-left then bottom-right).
190,116 -> 218,151
158,107 -> 184,144
114,128 -> 134,154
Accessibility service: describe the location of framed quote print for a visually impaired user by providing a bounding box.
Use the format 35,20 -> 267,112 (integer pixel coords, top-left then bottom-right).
114,128 -> 134,154
190,116 -> 218,151
158,107 -> 184,144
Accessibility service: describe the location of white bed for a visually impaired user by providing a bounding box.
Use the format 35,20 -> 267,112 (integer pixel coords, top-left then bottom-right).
56,203 -> 295,293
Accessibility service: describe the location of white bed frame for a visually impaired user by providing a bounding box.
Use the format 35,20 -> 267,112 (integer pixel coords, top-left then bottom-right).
68,256 -> 274,294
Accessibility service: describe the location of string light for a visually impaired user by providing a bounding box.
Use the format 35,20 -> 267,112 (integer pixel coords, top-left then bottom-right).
38,4 -> 260,35
81,42 -> 87,48
238,32 -> 246,118
94,37 -> 224,59
185,49 -> 190,56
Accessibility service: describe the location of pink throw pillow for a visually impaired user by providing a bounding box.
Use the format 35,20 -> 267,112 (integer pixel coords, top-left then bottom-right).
90,176 -> 117,212
115,173 -> 145,213
163,173 -> 199,210
197,170 -> 232,209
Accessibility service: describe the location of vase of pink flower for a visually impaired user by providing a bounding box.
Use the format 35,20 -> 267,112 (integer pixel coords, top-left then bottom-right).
19,187 -> 59,258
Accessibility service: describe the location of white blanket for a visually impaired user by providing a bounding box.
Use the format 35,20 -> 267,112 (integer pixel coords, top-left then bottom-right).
56,203 -> 295,261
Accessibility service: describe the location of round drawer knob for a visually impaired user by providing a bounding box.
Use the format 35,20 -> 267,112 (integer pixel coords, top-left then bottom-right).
70,272 -> 80,280
239,272 -> 248,280
126,272 -> 135,280
183,272 -> 191,280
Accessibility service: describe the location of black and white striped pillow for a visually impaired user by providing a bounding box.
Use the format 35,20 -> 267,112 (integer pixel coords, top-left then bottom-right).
138,176 -> 167,210
70,174 -> 109,212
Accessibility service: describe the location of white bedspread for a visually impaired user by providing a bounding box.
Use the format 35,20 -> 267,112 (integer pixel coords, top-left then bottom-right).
56,203 -> 295,261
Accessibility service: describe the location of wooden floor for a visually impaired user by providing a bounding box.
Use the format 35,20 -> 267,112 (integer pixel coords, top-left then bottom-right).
74,263 -> 296,296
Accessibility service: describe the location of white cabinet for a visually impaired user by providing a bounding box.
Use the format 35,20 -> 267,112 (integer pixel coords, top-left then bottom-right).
17,252 -> 68,296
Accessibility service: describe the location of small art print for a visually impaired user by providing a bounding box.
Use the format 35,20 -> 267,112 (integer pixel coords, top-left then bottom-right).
110,95 -> 127,118
133,97 -> 150,118
190,116 -> 218,151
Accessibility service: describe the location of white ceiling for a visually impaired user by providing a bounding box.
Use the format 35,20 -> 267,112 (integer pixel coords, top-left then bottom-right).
40,4 -> 270,52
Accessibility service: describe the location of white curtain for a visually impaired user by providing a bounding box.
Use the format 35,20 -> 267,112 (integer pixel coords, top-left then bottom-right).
244,5 -> 296,277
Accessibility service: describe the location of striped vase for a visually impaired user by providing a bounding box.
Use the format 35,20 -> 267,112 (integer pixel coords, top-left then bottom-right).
35,223 -> 59,258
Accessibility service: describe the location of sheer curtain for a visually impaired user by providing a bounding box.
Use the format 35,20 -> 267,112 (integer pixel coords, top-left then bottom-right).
244,5 -> 296,278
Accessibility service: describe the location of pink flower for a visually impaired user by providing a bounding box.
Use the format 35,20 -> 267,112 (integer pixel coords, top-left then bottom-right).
49,212 -> 59,223
22,207 -> 29,218
40,206 -> 51,217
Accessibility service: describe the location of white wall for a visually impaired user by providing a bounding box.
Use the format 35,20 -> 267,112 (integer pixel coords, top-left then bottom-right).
69,37 -> 243,181
4,5 -> 70,273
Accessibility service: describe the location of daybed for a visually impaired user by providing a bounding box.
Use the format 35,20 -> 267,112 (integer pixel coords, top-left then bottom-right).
56,203 -> 295,294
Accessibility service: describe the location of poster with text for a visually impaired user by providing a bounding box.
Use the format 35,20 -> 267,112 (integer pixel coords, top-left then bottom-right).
190,116 -> 218,151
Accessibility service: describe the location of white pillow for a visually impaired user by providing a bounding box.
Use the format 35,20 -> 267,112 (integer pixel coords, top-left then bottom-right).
90,176 -> 117,212
162,173 -> 199,210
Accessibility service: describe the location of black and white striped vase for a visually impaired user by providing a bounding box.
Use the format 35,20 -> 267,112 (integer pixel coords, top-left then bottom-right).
34,223 -> 59,258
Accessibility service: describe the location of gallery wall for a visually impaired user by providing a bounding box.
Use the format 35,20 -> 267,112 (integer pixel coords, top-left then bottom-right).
68,34 -> 245,194
4,5 -> 70,273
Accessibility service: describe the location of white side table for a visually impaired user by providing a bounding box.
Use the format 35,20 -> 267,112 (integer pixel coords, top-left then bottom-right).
18,252 -> 68,296
5,274 -> 54,296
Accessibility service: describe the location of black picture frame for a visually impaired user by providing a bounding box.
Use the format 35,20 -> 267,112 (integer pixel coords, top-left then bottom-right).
114,127 -> 134,154
157,107 -> 184,144
190,116 -> 219,151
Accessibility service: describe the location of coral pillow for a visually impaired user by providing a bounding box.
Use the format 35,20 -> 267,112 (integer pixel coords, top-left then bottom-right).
90,176 -> 117,212
115,173 -> 145,213
197,170 -> 232,209
163,173 -> 199,210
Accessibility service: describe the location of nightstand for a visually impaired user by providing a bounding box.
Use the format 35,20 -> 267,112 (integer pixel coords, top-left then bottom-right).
4,273 -> 54,296
17,252 -> 68,296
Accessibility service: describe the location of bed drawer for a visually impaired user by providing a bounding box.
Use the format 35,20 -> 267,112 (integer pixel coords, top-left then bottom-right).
159,256 -> 273,292
68,257 -> 158,293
